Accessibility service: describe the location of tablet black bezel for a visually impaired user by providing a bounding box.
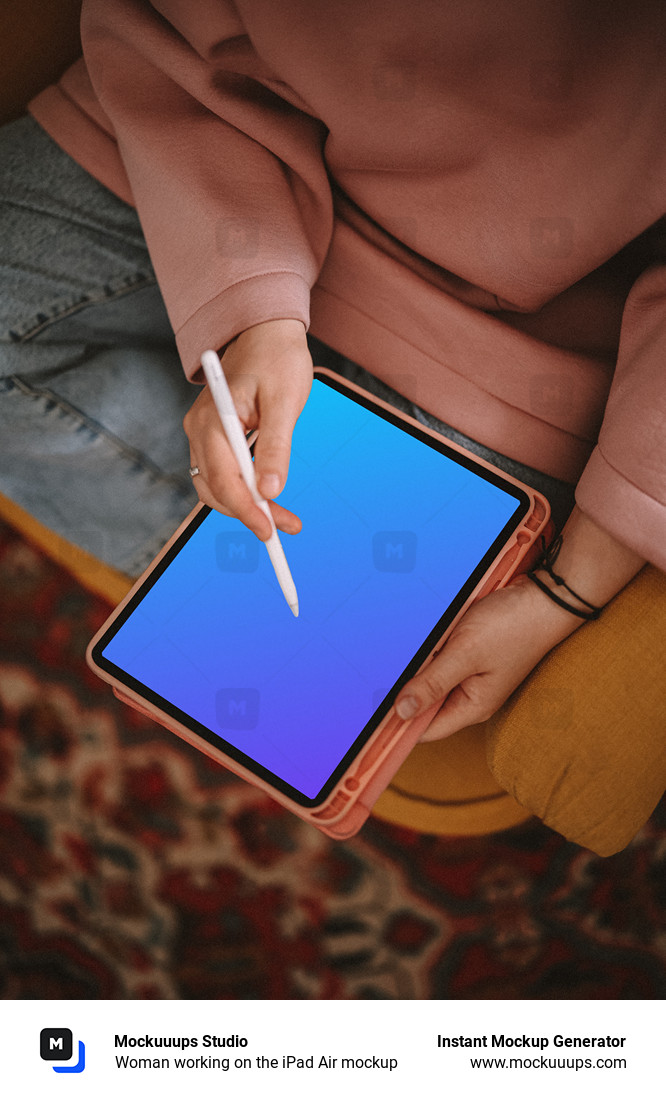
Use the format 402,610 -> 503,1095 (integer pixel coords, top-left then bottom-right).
90,370 -> 532,808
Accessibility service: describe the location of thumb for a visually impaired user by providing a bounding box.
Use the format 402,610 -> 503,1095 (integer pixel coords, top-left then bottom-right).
253,392 -> 302,500
417,684 -> 485,741
395,641 -> 475,721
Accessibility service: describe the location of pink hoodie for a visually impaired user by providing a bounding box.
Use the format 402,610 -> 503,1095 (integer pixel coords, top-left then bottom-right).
30,0 -> 666,567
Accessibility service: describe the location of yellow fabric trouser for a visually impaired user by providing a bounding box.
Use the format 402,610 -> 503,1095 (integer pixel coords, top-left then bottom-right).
3,494 -> 665,857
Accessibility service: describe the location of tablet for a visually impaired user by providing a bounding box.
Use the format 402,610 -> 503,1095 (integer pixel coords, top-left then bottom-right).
87,368 -> 549,837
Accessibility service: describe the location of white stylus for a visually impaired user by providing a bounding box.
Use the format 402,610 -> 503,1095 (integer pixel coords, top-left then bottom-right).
200,349 -> 299,617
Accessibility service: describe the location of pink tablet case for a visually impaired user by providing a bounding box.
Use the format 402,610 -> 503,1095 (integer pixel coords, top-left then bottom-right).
87,370 -> 552,840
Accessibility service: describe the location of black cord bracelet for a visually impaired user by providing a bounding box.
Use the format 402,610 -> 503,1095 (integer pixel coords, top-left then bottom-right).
526,570 -> 602,620
526,534 -> 605,622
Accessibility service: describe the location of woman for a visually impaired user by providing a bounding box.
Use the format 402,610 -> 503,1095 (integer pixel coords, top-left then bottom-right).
2,1 -> 664,846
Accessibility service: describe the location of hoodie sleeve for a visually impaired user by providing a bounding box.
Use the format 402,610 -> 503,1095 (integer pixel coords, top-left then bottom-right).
575,260 -> 666,570
80,0 -> 333,377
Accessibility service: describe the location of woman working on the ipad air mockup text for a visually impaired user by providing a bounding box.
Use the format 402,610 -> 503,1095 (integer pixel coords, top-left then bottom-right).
1,1 -> 664,849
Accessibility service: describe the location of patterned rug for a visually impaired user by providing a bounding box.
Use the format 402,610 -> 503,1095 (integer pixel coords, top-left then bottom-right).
1,517 -> 665,1000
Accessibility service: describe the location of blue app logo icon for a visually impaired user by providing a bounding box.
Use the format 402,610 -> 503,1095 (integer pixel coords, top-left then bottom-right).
40,1028 -> 86,1073
372,531 -> 417,572
216,688 -> 260,730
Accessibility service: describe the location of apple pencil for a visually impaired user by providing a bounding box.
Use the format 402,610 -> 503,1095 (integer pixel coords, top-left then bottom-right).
200,349 -> 299,617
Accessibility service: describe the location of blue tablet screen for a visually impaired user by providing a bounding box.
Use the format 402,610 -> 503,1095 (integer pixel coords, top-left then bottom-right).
98,375 -> 526,803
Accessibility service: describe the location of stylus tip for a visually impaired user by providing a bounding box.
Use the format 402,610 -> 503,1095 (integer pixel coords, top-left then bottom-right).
289,599 -> 299,618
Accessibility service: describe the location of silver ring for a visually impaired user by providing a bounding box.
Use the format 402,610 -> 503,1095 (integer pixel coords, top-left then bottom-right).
189,465 -> 201,478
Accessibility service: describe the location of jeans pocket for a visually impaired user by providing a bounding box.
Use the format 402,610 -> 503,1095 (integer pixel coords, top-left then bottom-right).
6,271 -> 157,345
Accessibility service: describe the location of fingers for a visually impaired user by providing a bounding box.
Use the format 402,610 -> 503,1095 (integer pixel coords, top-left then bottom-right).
417,683 -> 490,741
187,408 -> 271,539
395,636 -> 477,722
189,439 -> 302,540
396,642 -> 499,742
195,482 -> 301,537
183,322 -> 311,539
262,499 -> 302,534
394,587 -> 545,740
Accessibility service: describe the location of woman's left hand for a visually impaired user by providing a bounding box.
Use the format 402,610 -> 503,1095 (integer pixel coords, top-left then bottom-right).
394,505 -> 647,742
394,573 -> 580,741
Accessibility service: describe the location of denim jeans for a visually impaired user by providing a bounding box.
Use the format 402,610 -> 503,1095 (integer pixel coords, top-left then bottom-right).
0,116 -> 574,576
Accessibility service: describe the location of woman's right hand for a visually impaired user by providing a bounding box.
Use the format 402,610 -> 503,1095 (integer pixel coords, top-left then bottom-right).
183,318 -> 313,541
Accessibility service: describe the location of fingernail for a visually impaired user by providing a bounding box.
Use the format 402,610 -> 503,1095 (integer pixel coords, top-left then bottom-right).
259,473 -> 280,498
396,696 -> 419,720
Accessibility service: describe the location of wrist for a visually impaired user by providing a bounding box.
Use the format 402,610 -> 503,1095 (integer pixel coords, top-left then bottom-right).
549,506 -> 646,607
510,573 -> 583,644
519,505 -> 646,632
235,318 -> 307,348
